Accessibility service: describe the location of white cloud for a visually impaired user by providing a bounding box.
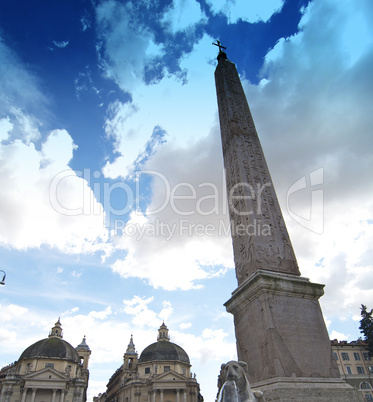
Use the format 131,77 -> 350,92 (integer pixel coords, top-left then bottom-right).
206,0 -> 284,24
330,330 -> 349,341
123,296 -> 163,327
160,301 -> 173,322
89,306 -> 113,319
53,40 -> 69,49
1,304 -> 28,321
62,307 -> 79,315
0,40 -> 49,118
0,116 -> 110,254
109,129 -> 235,290
161,0 -> 207,34
0,116 -> 13,142
0,328 -> 17,344
72,271 -> 83,279
95,0 -> 164,92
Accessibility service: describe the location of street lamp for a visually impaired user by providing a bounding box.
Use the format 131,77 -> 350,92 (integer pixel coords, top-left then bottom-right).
0,270 -> 6,285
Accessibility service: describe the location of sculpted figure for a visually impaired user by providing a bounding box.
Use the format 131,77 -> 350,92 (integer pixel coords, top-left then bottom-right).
217,361 -> 265,402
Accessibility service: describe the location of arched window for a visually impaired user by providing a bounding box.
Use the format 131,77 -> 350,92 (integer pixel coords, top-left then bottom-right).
360,382 -> 372,390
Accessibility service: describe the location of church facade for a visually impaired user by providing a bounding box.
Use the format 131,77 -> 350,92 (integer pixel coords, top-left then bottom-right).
94,323 -> 202,402
0,319 -> 91,402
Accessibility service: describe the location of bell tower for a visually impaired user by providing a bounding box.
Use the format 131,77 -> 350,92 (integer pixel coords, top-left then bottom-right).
76,336 -> 91,371
123,335 -> 138,372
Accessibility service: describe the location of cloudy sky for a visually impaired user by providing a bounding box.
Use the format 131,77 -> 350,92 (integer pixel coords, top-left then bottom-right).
1,0 -> 372,400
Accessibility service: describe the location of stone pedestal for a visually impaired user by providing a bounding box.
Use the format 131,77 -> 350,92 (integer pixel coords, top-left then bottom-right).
252,377 -> 364,401
224,270 -> 363,400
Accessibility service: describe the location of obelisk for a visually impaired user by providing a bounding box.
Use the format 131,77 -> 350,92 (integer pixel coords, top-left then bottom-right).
214,45 -> 362,401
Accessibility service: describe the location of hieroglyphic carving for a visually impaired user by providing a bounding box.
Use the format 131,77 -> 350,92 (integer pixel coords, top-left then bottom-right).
215,58 -> 300,284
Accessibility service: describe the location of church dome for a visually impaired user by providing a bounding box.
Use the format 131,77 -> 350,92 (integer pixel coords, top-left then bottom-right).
18,318 -> 80,364
19,337 -> 80,363
139,341 -> 190,364
138,323 -> 190,364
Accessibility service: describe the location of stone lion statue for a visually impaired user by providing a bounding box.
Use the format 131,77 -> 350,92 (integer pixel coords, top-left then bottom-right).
217,361 -> 265,402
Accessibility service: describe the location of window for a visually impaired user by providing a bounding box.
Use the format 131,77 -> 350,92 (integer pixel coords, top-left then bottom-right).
354,352 -> 361,361
45,363 -> 55,369
363,353 -> 371,361
164,366 -> 170,372
145,367 -> 150,374
182,367 -> 186,375
366,394 -> 373,401
333,352 -> 338,360
368,366 -> 373,374
360,382 -> 372,390
357,366 -> 365,374
342,352 -> 350,361
346,366 -> 352,375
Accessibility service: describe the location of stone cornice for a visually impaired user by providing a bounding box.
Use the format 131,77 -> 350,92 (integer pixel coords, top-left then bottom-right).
225,269 -> 325,314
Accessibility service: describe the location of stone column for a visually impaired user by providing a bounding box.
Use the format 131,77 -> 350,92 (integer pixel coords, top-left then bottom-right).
159,390 -> 163,402
152,390 -> 156,402
20,388 -> 28,402
176,390 -> 180,402
0,386 -> 6,402
60,390 -> 65,402
30,389 -> 37,402
51,389 -> 57,402
183,389 -> 187,402
3,385 -> 13,402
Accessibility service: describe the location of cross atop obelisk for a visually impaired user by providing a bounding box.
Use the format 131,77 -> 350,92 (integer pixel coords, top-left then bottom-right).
212,40 -> 226,52
212,40 -> 228,61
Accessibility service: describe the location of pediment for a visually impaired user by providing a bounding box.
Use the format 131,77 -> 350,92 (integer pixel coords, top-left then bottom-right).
24,368 -> 68,381
154,371 -> 187,382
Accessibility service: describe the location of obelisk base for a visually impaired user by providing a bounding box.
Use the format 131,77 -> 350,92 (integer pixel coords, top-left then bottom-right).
225,270 -> 342,380
224,270 -> 363,400
252,377 -> 363,401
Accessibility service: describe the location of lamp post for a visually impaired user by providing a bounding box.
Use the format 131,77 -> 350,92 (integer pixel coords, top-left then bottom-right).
0,270 -> 6,285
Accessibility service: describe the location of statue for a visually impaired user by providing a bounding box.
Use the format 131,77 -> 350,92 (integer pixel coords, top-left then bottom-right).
217,361 -> 265,402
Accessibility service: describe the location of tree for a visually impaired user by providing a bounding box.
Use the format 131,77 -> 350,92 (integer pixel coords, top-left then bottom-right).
360,304 -> 373,357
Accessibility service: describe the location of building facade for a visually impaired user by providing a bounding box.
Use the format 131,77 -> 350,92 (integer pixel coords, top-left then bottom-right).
332,339 -> 373,401
94,323 -> 202,402
0,319 -> 91,402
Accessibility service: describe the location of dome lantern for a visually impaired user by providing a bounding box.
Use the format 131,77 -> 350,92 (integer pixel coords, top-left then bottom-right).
49,317 -> 63,338
157,322 -> 170,342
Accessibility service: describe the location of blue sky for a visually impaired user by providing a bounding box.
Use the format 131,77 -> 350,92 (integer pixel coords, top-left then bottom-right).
1,0 -> 373,400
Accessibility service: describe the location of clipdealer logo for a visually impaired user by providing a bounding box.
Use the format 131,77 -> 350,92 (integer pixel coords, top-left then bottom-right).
286,167 -> 324,234
49,167 -> 324,236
